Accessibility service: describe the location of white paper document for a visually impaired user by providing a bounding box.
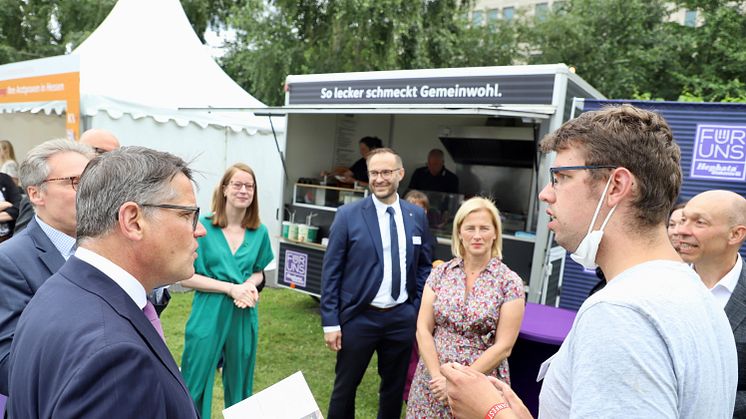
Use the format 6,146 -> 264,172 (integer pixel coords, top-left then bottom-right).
223,371 -> 323,419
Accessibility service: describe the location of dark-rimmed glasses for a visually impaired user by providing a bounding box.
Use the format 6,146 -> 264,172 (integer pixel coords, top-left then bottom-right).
41,176 -> 81,190
141,203 -> 200,231
368,168 -> 401,180
549,165 -> 617,187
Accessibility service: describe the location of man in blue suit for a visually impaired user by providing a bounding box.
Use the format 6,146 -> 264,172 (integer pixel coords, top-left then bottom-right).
0,139 -> 94,395
8,146 -> 204,418
321,147 -> 432,418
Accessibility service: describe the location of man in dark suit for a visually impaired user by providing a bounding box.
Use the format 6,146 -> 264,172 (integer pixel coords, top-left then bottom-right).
79,128 -> 171,315
677,189 -> 746,417
321,147 -> 432,418
0,139 -> 94,395
8,146 -> 204,418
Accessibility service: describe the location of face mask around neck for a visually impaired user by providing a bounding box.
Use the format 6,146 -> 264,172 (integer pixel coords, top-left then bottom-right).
570,175 -> 617,270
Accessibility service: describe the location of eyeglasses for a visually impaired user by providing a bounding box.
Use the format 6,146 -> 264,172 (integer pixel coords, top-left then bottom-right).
368,168 -> 402,180
549,165 -> 617,187
227,181 -> 255,191
141,203 -> 200,231
41,176 -> 81,190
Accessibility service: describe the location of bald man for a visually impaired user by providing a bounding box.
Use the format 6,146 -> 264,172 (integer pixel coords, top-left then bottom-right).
79,129 -> 120,154
678,190 -> 746,416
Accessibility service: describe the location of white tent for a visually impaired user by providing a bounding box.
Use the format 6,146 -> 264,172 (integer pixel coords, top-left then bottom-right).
0,0 -> 285,264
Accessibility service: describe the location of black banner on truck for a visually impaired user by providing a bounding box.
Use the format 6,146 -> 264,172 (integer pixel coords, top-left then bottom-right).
287,74 -> 555,105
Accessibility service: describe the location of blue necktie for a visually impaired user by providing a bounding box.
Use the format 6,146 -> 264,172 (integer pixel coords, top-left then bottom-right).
386,206 -> 401,300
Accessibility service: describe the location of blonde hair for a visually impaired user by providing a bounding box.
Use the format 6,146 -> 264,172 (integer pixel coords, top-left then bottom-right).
0,140 -> 16,162
210,163 -> 260,229
451,197 -> 503,259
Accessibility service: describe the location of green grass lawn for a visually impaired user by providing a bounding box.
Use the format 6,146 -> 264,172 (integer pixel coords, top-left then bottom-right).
163,287 -> 396,419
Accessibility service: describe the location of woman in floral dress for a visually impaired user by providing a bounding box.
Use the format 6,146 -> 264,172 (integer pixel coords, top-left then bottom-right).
406,197 -> 525,418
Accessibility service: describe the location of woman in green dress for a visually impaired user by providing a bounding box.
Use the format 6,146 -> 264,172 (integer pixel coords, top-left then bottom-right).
180,163 -> 273,417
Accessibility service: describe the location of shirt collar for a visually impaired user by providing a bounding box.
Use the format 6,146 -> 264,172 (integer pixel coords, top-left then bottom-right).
35,215 -> 76,260
372,193 -> 401,216
75,247 -> 148,309
711,253 -> 743,294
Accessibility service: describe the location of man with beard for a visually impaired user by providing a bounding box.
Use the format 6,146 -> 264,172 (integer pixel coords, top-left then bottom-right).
321,147 -> 432,418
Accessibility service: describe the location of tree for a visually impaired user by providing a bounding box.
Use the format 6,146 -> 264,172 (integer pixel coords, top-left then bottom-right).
220,0 -> 522,105
0,0 -> 244,64
523,0 -> 687,100
669,0 -> 746,101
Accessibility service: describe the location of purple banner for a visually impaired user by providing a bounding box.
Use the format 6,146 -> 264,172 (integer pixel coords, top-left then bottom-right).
283,250 -> 308,287
690,124 -> 746,182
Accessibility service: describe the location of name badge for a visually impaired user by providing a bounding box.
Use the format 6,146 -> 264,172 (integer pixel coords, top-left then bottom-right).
537,352 -> 558,382
412,236 -> 422,245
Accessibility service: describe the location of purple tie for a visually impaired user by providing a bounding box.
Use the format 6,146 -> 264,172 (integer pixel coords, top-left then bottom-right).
143,301 -> 165,342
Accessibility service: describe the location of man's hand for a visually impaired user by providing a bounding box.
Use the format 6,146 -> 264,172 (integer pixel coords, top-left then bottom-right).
489,378 -> 532,419
441,363 -> 521,419
324,331 -> 342,352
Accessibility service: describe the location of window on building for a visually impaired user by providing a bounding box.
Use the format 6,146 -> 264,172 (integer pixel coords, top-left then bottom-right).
503,7 -> 515,21
552,1 -> 567,12
487,8 -> 499,22
684,9 -> 697,27
535,3 -> 549,20
472,10 -> 484,26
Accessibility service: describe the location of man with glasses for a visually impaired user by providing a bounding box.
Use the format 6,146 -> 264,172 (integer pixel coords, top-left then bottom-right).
441,105 -> 737,418
0,139 -> 94,395
321,147 -> 432,418
79,128 -> 173,316
8,146 -> 203,418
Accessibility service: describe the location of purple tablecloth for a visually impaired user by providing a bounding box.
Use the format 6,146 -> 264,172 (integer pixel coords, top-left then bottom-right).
519,302 -> 577,345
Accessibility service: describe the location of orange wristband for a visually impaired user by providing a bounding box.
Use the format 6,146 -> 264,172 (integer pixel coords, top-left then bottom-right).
485,402 -> 510,419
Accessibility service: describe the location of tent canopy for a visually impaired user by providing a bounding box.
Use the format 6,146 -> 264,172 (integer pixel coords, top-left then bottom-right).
0,0 -> 272,133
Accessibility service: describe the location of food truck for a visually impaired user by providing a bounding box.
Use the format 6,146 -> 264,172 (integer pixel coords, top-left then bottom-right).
258,64 -> 604,305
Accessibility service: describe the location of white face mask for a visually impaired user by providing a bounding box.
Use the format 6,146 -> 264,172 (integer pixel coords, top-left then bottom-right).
570,175 -> 617,270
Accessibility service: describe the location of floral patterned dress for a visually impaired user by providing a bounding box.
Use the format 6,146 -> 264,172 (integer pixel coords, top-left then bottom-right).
406,257 -> 524,418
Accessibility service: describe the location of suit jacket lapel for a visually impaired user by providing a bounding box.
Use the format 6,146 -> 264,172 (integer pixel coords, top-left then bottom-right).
61,258 -> 191,397
28,218 -> 66,274
725,259 -> 746,332
362,197 -> 384,264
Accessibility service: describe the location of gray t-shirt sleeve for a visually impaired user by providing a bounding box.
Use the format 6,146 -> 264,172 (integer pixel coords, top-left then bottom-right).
567,302 -> 678,418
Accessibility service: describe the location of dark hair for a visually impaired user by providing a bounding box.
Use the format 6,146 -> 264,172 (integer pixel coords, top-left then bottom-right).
540,104 -> 682,228
359,136 -> 383,150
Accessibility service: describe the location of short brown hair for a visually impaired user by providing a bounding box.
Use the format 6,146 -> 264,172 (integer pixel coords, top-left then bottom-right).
210,163 -> 261,229
365,147 -> 403,167
540,104 -> 681,228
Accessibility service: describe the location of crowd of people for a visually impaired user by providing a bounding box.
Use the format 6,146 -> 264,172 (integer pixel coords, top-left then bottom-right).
0,102 -> 743,419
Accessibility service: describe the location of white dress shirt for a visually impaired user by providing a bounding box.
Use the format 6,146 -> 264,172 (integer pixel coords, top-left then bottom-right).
708,253 -> 742,310
36,215 -> 77,260
323,195 -> 410,334
370,194 -> 408,308
75,247 -> 147,310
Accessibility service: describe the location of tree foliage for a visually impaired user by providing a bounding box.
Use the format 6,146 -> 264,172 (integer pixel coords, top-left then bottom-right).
221,0 -> 521,105
0,0 -> 243,64
0,0 -> 743,104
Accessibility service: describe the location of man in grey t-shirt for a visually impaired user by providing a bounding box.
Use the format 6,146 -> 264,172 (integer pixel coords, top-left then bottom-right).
440,105 -> 737,418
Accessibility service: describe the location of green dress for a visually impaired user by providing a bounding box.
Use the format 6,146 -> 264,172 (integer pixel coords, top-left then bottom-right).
181,217 -> 273,418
